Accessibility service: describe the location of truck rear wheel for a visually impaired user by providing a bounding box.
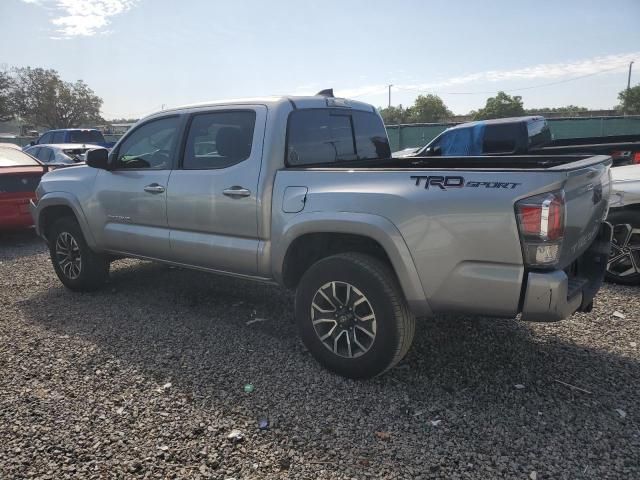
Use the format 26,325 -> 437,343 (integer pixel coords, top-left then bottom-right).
606,209 -> 640,285
48,217 -> 110,291
295,253 -> 415,379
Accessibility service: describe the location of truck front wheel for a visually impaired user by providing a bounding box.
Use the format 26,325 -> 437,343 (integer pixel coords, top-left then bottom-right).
48,217 -> 110,291
295,253 -> 415,379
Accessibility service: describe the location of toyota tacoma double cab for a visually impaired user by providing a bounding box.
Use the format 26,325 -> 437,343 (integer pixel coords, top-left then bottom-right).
31,91 -> 613,378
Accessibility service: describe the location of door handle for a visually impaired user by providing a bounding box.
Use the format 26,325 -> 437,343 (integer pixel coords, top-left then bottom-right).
223,186 -> 251,198
144,183 -> 165,194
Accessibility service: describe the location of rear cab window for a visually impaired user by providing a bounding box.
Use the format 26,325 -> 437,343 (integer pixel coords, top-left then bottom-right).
286,108 -> 390,166
482,124 -> 520,154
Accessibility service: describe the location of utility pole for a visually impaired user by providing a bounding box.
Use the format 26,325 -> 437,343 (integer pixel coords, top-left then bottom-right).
388,84 -> 393,108
628,61 -> 634,90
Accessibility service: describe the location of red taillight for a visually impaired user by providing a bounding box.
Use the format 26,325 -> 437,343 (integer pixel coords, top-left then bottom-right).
519,205 -> 542,236
633,152 -> 640,165
516,191 -> 565,267
545,196 -> 564,241
516,192 -> 564,241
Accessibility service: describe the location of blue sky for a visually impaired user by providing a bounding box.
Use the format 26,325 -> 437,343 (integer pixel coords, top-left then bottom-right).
1,0 -> 639,119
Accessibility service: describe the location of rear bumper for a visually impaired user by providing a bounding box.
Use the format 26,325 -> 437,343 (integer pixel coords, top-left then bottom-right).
520,222 -> 612,321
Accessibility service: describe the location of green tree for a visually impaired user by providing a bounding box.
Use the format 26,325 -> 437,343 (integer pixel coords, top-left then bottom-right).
617,84 -> 640,114
408,94 -> 452,123
526,105 -> 589,116
11,67 -> 103,128
378,104 -> 412,124
0,71 -> 14,122
473,91 -> 525,120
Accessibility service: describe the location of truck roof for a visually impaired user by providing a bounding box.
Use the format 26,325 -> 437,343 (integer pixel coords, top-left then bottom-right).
448,115 -> 545,130
144,95 -> 377,121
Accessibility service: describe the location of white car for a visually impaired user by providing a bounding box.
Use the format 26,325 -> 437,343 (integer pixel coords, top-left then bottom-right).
23,143 -> 102,167
607,165 -> 640,285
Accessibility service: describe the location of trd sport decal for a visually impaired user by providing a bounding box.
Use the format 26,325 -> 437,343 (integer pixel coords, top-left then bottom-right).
410,175 -> 521,190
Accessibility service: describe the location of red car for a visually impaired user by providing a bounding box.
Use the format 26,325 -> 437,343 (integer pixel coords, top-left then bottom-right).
0,145 -> 47,230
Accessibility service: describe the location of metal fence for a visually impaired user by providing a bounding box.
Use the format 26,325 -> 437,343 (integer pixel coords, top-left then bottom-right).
3,116 -> 640,153
386,115 -> 640,152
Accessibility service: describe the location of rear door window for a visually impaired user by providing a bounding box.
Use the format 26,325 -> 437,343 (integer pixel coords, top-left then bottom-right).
287,109 -> 389,166
482,124 -> 519,154
527,119 -> 552,148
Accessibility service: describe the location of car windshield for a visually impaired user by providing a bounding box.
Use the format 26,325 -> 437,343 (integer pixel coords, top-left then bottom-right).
68,130 -> 104,143
0,148 -> 40,167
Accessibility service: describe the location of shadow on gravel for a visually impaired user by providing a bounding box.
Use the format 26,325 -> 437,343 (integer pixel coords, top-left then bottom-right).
18,259 -> 640,478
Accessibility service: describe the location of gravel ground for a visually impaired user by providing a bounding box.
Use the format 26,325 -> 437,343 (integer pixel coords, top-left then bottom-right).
1,230 -> 639,479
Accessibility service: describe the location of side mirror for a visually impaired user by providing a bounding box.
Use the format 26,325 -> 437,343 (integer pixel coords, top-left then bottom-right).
86,148 -> 110,170
29,141 -> 35,146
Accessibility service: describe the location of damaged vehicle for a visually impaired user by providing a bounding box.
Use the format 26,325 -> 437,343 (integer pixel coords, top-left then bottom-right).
30,92 -> 613,378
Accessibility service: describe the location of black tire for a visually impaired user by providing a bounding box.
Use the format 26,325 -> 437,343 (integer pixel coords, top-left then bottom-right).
605,209 -> 640,286
48,216 -> 110,291
295,253 -> 415,379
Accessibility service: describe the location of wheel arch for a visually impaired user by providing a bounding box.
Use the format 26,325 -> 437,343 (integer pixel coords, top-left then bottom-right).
273,212 -> 431,317
35,193 -> 97,248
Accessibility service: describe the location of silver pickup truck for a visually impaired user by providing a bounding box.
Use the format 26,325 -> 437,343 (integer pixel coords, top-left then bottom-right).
30,92 -> 613,378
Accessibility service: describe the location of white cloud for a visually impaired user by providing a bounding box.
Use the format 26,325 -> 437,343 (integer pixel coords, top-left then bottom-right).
306,52 -> 638,99
22,0 -> 139,37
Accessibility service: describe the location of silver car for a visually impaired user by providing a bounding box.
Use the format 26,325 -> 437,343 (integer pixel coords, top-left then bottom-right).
24,143 -> 102,167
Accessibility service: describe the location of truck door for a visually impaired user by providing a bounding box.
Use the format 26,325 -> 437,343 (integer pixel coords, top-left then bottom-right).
166,106 -> 266,276
90,115 -> 181,259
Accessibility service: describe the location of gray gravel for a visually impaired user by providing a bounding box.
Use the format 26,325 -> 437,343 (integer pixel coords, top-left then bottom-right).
1,230 -> 639,479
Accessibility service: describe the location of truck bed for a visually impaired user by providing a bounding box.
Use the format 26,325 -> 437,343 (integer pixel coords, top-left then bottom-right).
288,154 -> 611,171
276,153 -> 611,318
534,134 -> 640,166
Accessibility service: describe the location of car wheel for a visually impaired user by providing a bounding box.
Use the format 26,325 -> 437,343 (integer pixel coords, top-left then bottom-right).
48,216 -> 110,291
606,209 -> 640,285
295,253 -> 415,379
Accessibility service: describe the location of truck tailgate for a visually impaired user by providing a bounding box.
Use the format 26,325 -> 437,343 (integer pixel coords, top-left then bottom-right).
553,159 -> 611,269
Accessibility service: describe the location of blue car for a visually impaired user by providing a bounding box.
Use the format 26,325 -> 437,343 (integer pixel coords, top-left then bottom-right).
26,128 -> 115,150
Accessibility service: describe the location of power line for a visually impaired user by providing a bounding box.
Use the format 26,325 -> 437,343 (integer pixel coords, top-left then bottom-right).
396,64 -> 628,96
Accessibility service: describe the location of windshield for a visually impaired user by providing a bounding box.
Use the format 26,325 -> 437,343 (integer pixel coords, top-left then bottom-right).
0,148 -> 40,167
68,130 -> 104,144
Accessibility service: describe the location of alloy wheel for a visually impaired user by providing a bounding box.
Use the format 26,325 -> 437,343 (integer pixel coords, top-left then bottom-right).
310,281 -> 377,358
55,232 -> 82,280
608,223 -> 640,278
